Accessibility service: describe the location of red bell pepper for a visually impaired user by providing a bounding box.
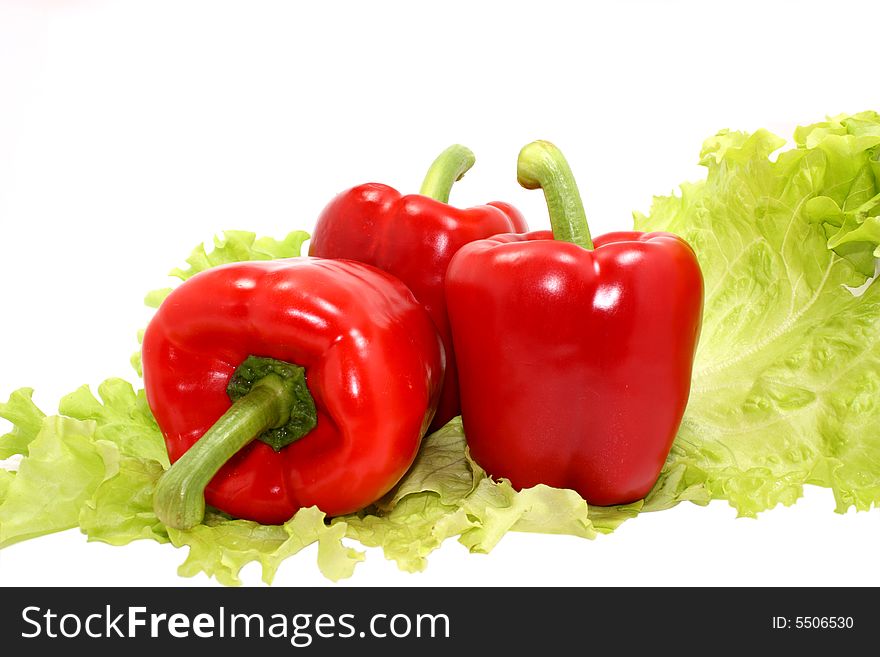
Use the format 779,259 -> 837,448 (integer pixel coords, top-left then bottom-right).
309,145 -> 528,431
143,258 -> 444,528
445,141 -> 703,505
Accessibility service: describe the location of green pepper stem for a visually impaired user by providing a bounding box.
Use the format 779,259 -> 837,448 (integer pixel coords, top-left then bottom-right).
153,374 -> 295,530
517,140 -> 593,250
419,144 -> 476,203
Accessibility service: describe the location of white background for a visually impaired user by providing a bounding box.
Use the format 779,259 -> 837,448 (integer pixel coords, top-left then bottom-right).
1,0 -> 878,586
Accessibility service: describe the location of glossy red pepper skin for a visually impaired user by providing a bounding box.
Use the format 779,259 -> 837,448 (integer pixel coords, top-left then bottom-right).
142,258 -> 444,524
309,183 -> 527,431
446,230 -> 703,505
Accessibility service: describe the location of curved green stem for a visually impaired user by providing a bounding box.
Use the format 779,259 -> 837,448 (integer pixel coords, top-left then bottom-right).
419,144 -> 476,203
154,357 -> 317,530
517,140 -> 593,250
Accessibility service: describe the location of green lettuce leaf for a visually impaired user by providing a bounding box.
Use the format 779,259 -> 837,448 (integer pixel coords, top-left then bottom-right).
343,495 -> 473,573
635,117 -> 880,517
0,416 -> 120,547
59,378 -> 169,467
133,230 -> 311,375
0,470 -> 13,504
169,230 -> 310,283
379,416 -> 479,509
587,500 -> 644,533
80,456 -> 169,546
168,507 -> 364,586
340,416 -> 641,571
6,114 -> 880,583
0,388 -> 46,459
808,192 -> 880,262
131,330 -> 147,378
459,480 -> 596,553
148,229 -> 311,310
641,461 -> 711,512
795,112 -> 880,271
144,289 -> 173,310
0,377 -> 364,584
340,418 -> 478,572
